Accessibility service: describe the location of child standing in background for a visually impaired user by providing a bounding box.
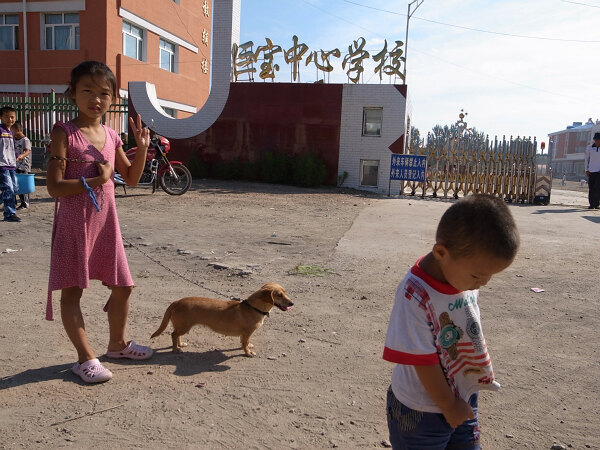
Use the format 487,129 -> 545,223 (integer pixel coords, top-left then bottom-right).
0,106 -> 20,222
12,121 -> 32,209
383,194 -> 519,449
46,61 -> 153,383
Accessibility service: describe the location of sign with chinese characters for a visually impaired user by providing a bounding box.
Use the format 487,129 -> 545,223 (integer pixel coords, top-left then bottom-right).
233,36 -> 404,84
390,154 -> 427,181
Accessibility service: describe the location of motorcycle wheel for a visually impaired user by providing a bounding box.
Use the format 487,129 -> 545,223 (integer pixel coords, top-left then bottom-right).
159,163 -> 192,195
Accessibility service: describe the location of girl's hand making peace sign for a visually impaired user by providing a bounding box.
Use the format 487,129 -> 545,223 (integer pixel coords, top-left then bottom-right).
129,114 -> 149,154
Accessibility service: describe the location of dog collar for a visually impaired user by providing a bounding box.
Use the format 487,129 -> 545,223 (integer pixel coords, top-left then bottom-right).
241,300 -> 269,316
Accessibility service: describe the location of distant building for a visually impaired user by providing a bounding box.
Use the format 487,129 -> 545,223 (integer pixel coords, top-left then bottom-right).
0,0 -> 210,118
548,118 -> 600,179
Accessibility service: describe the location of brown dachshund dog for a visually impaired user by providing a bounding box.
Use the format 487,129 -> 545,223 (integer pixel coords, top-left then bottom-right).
151,283 -> 293,356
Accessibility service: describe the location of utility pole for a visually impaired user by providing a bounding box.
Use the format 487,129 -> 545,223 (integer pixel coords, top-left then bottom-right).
402,0 -> 424,159
403,0 -> 424,85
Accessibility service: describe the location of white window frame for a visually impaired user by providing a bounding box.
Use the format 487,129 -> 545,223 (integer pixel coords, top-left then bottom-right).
362,107 -> 383,137
159,38 -> 177,73
0,14 -> 19,50
43,12 -> 79,50
122,21 -> 145,61
360,159 -> 379,187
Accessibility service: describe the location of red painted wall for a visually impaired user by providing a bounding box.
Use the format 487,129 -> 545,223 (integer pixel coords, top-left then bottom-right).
168,83 -> 344,185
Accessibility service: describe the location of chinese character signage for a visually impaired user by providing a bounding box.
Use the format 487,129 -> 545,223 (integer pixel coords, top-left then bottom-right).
233,36 -> 404,84
390,154 -> 427,181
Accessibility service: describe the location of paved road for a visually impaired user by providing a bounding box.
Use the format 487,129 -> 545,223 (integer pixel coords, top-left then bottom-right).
549,187 -> 587,207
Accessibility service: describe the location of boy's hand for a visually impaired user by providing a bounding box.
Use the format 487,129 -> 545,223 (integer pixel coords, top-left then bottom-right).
440,397 -> 475,429
96,160 -> 113,184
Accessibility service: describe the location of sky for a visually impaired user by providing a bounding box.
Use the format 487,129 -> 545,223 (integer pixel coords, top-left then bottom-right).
238,0 -> 600,146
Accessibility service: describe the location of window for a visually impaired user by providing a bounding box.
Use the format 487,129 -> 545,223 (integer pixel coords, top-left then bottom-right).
360,159 -> 379,187
162,107 -> 176,118
44,13 -> 79,50
363,107 -> 382,136
0,14 -> 19,50
123,21 -> 144,61
159,38 -> 176,72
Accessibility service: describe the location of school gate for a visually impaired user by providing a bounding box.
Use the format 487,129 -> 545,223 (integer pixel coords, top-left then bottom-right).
403,134 -> 541,203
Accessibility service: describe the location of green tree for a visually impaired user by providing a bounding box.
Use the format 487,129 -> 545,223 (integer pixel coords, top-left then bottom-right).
409,125 -> 422,150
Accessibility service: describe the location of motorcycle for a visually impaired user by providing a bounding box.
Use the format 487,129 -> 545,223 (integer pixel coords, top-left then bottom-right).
114,134 -> 192,195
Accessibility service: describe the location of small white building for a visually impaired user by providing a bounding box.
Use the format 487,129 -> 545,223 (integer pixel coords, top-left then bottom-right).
338,84 -> 410,193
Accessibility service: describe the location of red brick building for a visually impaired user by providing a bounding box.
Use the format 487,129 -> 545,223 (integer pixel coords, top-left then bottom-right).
0,0 -> 210,118
548,118 -> 600,179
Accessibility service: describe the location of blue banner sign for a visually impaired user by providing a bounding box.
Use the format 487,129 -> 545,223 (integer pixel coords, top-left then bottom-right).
390,154 -> 427,181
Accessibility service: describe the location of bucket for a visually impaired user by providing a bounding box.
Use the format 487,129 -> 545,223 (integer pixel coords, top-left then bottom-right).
15,173 -> 35,195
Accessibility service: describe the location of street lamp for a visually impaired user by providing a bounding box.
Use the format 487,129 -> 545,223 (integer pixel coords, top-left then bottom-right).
403,0 -> 425,85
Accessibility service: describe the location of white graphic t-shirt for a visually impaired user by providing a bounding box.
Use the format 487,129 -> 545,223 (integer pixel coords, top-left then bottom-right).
383,259 -> 500,414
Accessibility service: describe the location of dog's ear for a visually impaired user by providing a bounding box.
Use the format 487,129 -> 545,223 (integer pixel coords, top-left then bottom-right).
269,286 -> 285,303
269,288 -> 278,304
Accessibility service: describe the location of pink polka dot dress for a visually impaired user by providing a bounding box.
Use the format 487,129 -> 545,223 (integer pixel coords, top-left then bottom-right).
46,121 -> 133,320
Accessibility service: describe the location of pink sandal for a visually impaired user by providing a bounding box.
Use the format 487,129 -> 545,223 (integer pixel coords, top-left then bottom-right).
106,340 -> 153,360
72,358 -> 113,383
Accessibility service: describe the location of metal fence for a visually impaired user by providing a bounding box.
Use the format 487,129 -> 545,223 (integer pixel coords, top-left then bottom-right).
0,92 -> 128,147
405,134 -> 539,203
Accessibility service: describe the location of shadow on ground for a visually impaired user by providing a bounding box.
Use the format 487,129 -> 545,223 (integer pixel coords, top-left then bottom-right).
0,349 -> 238,389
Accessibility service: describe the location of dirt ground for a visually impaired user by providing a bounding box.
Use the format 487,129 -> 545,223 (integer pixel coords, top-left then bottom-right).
0,176 -> 598,450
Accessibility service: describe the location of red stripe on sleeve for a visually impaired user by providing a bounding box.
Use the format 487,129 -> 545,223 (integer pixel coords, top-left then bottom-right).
383,347 -> 439,365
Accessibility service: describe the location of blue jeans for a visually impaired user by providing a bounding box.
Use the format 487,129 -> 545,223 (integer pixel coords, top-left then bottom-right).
386,386 -> 481,449
0,168 -> 17,219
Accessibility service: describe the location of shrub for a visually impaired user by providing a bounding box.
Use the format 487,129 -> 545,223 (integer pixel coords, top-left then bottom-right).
193,150 -> 327,188
187,154 -> 208,178
241,161 -> 258,181
213,158 -> 243,180
290,152 -> 326,187
260,151 -> 289,184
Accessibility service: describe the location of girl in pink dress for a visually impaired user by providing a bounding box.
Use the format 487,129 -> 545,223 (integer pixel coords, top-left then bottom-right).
46,61 -> 153,383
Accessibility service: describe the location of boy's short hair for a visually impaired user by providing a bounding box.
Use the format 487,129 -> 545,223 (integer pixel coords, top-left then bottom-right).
11,121 -> 23,132
436,194 -> 519,261
0,106 -> 16,116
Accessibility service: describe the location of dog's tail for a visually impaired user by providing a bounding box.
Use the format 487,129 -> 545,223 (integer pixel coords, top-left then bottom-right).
151,302 -> 177,338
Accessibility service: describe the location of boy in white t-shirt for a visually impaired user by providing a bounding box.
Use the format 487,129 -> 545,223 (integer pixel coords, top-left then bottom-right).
383,194 -> 519,449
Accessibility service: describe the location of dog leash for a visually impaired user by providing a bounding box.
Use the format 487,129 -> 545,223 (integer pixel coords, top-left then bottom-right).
122,236 -> 240,300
